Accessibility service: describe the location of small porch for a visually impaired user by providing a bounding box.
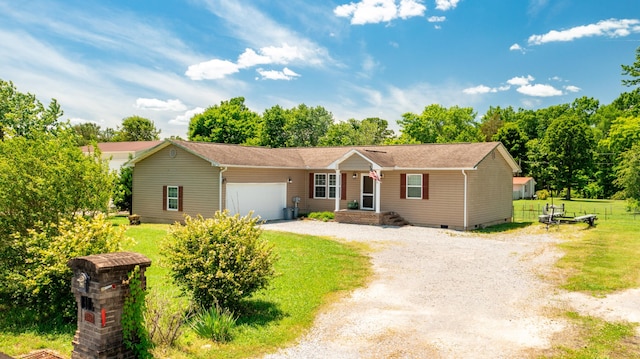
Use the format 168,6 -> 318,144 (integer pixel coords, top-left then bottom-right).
334,209 -> 410,226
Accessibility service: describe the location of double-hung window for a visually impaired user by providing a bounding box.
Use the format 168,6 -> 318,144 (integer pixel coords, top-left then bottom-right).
314,174 -> 327,198
406,174 -> 422,199
314,173 -> 338,199
167,186 -> 179,210
163,185 -> 183,211
400,173 -> 429,200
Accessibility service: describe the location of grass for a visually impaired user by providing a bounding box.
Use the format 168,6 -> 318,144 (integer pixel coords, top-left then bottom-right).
541,312 -> 640,359
0,215 -> 370,358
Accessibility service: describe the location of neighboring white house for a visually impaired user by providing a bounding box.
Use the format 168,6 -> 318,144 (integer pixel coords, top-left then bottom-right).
81,141 -> 162,172
513,176 -> 536,199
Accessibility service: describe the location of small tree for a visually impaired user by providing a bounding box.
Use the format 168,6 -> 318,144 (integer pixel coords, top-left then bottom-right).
615,143 -> 640,210
113,156 -> 134,214
162,212 -> 277,311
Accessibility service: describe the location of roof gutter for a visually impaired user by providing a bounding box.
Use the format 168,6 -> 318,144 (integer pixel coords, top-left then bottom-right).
219,166 -> 228,211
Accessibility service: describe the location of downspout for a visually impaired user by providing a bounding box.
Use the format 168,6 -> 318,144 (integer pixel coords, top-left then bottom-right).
219,166 -> 228,211
462,170 -> 468,230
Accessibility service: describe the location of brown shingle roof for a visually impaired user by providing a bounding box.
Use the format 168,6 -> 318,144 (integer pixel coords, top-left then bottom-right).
161,140 -> 517,171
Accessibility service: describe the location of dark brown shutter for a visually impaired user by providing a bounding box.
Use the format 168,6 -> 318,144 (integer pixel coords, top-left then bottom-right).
341,173 -> 347,200
400,174 -> 406,199
422,174 -> 429,200
162,185 -> 167,210
178,186 -> 184,211
309,173 -> 314,198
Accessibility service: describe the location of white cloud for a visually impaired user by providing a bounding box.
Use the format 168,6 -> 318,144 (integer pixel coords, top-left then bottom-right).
509,43 -> 526,53
435,0 -> 460,11
169,107 -> 206,126
463,85 -> 495,94
257,67 -> 301,80
185,59 -> 239,80
334,0 -> 426,25
398,0 -> 427,19
463,84 -> 510,95
565,85 -> 581,92
516,84 -> 562,97
237,48 -> 272,68
528,18 -> 640,45
507,75 -> 535,86
428,16 -> 446,23
135,98 -> 187,111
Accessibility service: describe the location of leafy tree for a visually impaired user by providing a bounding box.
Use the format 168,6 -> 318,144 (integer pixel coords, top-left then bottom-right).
114,115 -> 161,141
544,114 -> 595,199
74,122 -> 102,145
601,116 -> 640,155
571,96 -> 599,126
188,97 -> 259,144
525,138 -> 554,193
479,106 -> 515,142
399,104 -> 482,144
319,117 -> 394,146
259,105 -> 290,147
492,122 -> 529,172
614,143 -> 640,209
611,88 -> 640,117
113,156 -> 133,214
162,212 -> 277,311
285,104 -> 333,147
0,79 -> 63,140
621,46 -> 640,87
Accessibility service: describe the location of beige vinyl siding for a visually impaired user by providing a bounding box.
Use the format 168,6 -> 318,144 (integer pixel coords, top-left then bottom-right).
380,171 -> 464,229
466,150 -> 513,228
221,168 -> 306,210
132,145 -> 219,223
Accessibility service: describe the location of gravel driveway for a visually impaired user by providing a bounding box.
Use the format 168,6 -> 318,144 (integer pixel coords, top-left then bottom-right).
260,221 -> 566,359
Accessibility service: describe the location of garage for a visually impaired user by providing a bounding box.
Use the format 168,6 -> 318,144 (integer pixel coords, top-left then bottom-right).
225,183 -> 287,221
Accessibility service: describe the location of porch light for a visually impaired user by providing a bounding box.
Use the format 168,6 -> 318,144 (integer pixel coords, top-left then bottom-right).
288,177 -> 293,184
352,173 -> 357,179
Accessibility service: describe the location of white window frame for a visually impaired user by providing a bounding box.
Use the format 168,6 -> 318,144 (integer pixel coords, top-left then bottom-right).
314,173 -> 338,199
328,173 -> 337,199
406,174 -> 423,199
314,174 -> 327,198
167,185 -> 179,211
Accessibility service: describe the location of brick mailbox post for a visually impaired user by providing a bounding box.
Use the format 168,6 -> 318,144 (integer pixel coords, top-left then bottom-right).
68,252 -> 151,359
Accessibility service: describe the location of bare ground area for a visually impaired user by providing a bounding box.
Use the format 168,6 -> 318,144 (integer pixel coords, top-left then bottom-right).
260,221 -> 640,359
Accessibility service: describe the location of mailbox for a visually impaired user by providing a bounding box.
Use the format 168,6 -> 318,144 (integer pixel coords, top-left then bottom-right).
68,252 -> 151,359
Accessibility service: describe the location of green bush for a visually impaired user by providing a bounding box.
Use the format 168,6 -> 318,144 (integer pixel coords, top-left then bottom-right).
1,214 -> 129,322
162,211 -> 277,311
190,305 -> 237,342
308,211 -> 335,222
536,189 -> 550,200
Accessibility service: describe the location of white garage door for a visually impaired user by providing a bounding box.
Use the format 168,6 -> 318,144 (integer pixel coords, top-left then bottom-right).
225,183 -> 287,221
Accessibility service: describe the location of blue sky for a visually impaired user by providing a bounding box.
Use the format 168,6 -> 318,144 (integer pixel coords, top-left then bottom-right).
1,0 -> 639,139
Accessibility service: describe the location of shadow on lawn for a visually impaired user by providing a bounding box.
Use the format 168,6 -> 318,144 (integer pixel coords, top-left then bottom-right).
473,222 -> 534,234
0,306 -> 75,336
237,299 -> 286,327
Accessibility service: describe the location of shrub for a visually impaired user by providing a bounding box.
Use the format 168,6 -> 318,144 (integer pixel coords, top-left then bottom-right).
308,211 -> 335,222
162,211 -> 277,311
145,289 -> 192,347
536,189 -> 550,200
1,214 -> 130,322
190,305 -> 237,342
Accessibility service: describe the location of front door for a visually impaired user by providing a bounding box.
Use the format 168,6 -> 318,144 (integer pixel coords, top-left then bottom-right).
361,174 -> 374,210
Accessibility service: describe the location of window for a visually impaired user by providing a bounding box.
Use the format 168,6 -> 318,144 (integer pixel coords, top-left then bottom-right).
313,173 -> 338,199
328,174 -> 337,199
406,174 -> 422,199
400,173 -> 429,200
163,185 -> 183,211
314,174 -> 327,198
167,186 -> 179,210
